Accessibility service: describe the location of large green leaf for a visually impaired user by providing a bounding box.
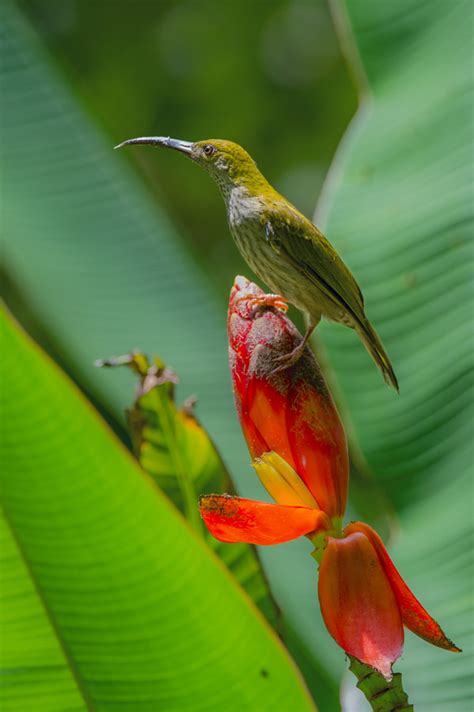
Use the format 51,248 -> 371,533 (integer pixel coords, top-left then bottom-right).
315,0 -> 473,707
97,351 -> 277,624
0,3 -> 340,706
0,308 -> 315,711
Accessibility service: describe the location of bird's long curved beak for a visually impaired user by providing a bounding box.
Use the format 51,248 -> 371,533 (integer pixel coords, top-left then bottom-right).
114,136 -> 194,155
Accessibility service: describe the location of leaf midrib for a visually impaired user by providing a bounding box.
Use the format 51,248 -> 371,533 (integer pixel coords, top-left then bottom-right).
148,388 -> 203,533
1,504 -> 92,712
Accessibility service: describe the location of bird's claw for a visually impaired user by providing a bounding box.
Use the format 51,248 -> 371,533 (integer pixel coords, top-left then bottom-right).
236,293 -> 288,318
271,341 -> 306,374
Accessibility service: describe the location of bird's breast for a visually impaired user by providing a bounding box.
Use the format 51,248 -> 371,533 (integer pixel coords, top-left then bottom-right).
229,219 -> 292,296
226,187 -> 315,310
227,189 -> 267,267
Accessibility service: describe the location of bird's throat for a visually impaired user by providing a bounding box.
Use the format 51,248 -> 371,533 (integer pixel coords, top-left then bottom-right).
227,184 -> 265,227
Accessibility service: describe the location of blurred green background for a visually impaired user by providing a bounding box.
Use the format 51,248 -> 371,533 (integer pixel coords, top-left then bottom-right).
2,0 -> 472,710
18,0 -> 357,299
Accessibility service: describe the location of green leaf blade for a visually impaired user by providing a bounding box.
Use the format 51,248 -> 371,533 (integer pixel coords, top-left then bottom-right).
318,0 -> 473,707
0,310 -> 315,711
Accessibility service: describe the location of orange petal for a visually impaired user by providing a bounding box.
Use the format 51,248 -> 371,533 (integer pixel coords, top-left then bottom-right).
199,494 -> 327,545
318,531 -> 403,679
346,522 -> 461,652
253,451 -> 319,508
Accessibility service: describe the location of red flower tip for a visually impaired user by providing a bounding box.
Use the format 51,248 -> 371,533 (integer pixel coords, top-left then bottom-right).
228,276 -> 349,519
319,531 -> 403,679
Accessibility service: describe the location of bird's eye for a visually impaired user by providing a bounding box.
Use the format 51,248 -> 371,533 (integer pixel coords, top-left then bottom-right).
203,144 -> 216,157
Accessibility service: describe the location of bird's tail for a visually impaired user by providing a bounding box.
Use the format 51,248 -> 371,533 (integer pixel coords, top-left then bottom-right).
355,318 -> 399,392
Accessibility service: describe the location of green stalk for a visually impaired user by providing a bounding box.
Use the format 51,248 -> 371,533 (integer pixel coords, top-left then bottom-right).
154,385 -> 203,534
348,656 -> 413,712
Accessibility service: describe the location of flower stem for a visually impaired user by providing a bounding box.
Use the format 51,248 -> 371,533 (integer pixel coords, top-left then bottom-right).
348,656 -> 413,712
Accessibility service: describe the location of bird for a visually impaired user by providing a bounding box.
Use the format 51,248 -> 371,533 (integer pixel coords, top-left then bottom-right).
115,136 -> 398,391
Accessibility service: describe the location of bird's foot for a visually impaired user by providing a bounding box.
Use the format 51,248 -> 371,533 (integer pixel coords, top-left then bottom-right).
271,340 -> 307,374
270,319 -> 318,374
236,293 -> 288,318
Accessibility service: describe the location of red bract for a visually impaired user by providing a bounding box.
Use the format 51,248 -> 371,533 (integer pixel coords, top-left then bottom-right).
318,521 -> 460,678
200,494 -> 331,545
344,522 -> 460,653
228,276 -> 348,519
319,530 -> 403,680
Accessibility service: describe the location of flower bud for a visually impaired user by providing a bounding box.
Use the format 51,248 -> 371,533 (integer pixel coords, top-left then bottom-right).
228,276 -> 349,518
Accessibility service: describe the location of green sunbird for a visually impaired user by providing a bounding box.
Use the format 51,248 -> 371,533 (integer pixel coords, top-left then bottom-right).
116,136 -> 398,391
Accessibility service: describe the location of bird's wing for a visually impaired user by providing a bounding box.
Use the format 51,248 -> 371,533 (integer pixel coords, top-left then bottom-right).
266,208 -> 365,324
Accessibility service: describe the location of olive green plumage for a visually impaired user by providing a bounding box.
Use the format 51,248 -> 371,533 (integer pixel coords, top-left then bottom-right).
116,136 -> 398,391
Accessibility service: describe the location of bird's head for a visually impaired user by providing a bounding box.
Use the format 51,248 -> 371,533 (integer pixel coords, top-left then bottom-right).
115,136 -> 265,194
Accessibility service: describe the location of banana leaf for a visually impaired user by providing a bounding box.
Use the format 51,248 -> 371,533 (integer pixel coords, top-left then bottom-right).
0,308 -> 315,712
315,1 -> 473,707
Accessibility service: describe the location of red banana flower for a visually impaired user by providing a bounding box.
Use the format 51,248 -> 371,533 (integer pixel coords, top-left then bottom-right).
199,276 -> 459,679
227,275 -> 348,520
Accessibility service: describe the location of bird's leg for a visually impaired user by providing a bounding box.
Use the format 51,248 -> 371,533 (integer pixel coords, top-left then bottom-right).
236,293 -> 288,318
272,317 -> 320,373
